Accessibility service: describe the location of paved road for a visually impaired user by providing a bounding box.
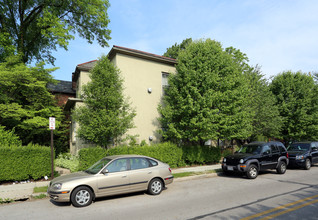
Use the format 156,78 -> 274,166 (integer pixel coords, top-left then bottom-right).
1,166 -> 318,220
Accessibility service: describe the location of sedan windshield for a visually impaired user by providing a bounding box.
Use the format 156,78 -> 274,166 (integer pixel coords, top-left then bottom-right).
85,158 -> 112,174
288,143 -> 310,151
239,144 -> 262,154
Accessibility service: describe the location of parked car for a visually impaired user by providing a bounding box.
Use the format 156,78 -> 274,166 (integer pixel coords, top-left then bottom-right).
287,142 -> 318,170
48,155 -> 174,207
222,141 -> 289,179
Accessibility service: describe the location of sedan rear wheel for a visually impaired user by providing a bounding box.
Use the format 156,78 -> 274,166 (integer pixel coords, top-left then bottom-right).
305,158 -> 311,170
148,178 -> 163,195
71,186 -> 93,207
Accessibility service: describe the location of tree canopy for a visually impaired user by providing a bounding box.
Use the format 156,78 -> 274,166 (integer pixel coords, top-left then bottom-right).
72,55 -> 136,147
0,0 -> 111,64
163,38 -> 192,59
159,39 -> 253,145
270,71 -> 318,143
246,66 -> 283,140
0,56 -> 65,146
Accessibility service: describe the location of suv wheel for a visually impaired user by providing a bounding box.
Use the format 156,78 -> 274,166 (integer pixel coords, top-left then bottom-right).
276,161 -> 287,174
246,164 -> 258,179
305,158 -> 311,170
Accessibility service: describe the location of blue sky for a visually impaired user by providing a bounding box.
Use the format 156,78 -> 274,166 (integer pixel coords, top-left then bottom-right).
49,0 -> 318,81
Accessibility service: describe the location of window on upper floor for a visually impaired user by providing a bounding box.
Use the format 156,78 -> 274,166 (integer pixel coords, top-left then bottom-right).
162,72 -> 169,95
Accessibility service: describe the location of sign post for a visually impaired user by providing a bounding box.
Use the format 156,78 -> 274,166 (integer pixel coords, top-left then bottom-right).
49,117 -> 55,179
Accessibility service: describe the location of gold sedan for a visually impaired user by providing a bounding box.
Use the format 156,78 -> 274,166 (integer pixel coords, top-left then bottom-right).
48,155 -> 174,207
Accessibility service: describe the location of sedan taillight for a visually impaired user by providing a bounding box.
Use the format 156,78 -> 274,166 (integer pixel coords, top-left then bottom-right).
169,168 -> 172,173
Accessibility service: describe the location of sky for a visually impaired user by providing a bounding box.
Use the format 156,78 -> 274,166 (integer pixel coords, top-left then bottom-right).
49,0 -> 318,82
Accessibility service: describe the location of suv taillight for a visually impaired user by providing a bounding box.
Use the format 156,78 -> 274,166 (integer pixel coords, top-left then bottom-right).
286,152 -> 289,158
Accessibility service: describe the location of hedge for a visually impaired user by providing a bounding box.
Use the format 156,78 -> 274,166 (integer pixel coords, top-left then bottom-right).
182,145 -> 221,164
107,142 -> 185,168
78,147 -> 107,171
78,143 -> 222,171
0,145 -> 51,182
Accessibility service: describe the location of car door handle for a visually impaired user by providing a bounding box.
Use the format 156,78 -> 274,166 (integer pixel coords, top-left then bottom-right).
122,175 -> 127,178
148,171 -> 152,174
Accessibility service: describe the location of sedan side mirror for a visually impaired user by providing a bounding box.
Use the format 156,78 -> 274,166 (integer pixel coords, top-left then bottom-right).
101,169 -> 109,174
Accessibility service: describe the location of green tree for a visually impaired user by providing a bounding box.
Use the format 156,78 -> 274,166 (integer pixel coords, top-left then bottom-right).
0,56 -> 65,146
0,0 -> 111,64
163,38 -> 192,59
0,126 -> 22,146
246,66 -> 283,140
270,71 -> 318,143
159,39 -> 253,145
72,55 -> 136,147
0,32 -> 15,62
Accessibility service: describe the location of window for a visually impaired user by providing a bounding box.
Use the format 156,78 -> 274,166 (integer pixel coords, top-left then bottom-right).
106,159 -> 128,173
130,158 -> 150,170
262,145 -> 271,154
148,159 -> 158,166
270,145 -> 279,153
162,72 -> 169,95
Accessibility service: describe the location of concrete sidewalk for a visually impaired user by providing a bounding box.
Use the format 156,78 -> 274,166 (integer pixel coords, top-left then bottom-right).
0,164 -> 221,201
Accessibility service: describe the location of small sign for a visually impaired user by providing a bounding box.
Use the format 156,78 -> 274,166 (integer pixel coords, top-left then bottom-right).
49,117 -> 55,130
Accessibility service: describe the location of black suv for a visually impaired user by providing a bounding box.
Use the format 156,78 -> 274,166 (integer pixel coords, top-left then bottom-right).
222,141 -> 289,179
287,142 -> 318,170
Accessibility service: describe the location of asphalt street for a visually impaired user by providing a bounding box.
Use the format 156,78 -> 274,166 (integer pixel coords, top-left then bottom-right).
1,166 -> 318,220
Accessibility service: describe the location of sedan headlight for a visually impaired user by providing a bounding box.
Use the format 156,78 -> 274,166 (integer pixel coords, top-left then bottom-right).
239,159 -> 244,164
52,183 -> 62,190
296,155 -> 304,160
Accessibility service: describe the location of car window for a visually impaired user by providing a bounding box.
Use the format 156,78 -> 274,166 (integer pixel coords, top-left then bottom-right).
289,143 -> 310,151
148,159 -> 158,166
270,145 -> 279,153
130,158 -> 150,170
106,159 -> 128,173
85,158 -> 112,174
239,144 -> 262,154
262,145 -> 271,154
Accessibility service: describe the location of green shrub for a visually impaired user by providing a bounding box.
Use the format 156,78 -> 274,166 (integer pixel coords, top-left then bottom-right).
77,142 -> 185,170
55,153 -> 80,172
106,142 -> 184,168
0,126 -> 22,147
182,145 -> 221,165
78,147 -> 107,170
221,148 -> 233,157
0,145 -> 51,182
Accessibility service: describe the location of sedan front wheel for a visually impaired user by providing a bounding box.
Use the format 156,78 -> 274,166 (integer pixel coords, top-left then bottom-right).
71,186 -> 93,207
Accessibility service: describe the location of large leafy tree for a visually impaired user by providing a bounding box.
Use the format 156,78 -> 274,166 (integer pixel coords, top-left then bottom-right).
72,55 -> 136,147
0,0 -> 111,64
0,56 -> 65,146
163,38 -> 192,59
159,39 -> 253,145
270,71 -> 318,143
246,66 -> 283,140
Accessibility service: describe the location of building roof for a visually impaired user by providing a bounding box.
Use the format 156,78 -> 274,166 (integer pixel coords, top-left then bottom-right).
73,45 -> 177,83
109,45 -> 177,64
47,80 -> 75,95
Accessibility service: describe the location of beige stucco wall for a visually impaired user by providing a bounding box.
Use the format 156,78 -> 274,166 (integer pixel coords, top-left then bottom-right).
76,70 -> 91,98
70,52 -> 176,154
112,53 -> 176,143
